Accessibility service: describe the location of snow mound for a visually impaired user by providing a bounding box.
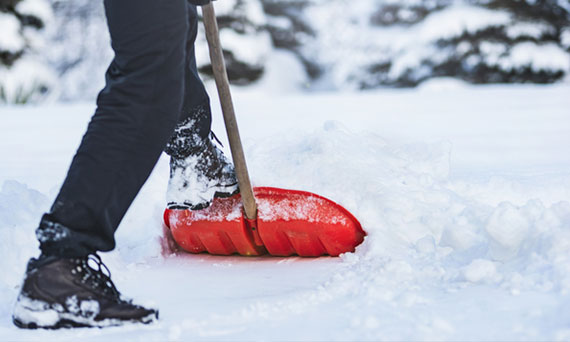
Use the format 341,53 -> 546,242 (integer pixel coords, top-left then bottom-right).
219,121 -> 570,339
240,121 -> 570,300
0,181 -> 49,321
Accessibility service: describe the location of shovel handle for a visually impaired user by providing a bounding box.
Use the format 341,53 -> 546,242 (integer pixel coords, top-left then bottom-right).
202,3 -> 257,220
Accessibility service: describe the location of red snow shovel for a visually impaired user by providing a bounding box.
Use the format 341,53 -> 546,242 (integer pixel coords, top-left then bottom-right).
163,3 -> 365,257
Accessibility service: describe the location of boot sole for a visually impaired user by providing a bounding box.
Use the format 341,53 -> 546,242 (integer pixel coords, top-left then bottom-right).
167,184 -> 239,211
13,299 -> 158,329
13,313 -> 158,329
14,317 -> 92,329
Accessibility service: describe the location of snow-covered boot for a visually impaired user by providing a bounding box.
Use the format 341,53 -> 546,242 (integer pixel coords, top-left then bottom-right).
166,131 -> 239,210
12,255 -> 158,329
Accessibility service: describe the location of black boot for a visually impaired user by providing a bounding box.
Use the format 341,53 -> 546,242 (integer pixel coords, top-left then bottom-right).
165,107 -> 239,210
12,254 -> 158,329
167,132 -> 239,210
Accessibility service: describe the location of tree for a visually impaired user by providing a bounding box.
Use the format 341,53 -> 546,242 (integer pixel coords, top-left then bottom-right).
286,0 -> 570,89
0,0 -> 55,103
196,0 -> 274,84
47,0 -> 274,101
45,0 -> 112,101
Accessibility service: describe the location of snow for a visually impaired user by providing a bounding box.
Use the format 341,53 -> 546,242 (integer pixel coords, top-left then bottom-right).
219,29 -> 272,66
0,56 -> 57,104
43,0 -> 112,102
195,1 -> 272,76
13,293 -> 156,328
23,1 -> 569,103
0,0 -> 55,105
212,0 -> 238,16
1,83 -> 570,340
464,259 -> 501,283
485,202 -> 533,262
294,1 -> 570,89
256,193 -> 348,225
302,3 -> 517,88
167,153 -> 222,209
12,295 -> 61,327
248,50 -> 309,93
562,28 -> 570,49
506,22 -> 554,40
416,5 -> 511,42
16,0 -> 54,25
498,43 -> 570,73
0,13 -> 25,53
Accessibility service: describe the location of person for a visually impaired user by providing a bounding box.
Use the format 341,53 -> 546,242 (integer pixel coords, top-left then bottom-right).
12,0 -> 238,329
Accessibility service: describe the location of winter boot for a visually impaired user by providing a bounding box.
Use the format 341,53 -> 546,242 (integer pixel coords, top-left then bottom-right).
12,254 -> 158,329
166,130 -> 239,210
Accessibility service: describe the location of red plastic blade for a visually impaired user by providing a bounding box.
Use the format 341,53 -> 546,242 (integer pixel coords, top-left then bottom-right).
164,187 -> 365,257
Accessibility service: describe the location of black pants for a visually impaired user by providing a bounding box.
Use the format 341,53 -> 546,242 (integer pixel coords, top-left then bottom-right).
37,0 -> 211,258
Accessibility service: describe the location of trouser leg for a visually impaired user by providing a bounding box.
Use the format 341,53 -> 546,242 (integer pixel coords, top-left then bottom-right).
37,0 -> 189,258
165,3 -> 212,160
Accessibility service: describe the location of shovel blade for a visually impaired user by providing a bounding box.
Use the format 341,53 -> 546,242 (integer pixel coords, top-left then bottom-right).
164,187 -> 365,257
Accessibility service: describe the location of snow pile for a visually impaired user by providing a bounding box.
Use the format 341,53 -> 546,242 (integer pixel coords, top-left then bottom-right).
249,121 -> 570,289
237,122 -> 570,339
133,116 -> 568,340
0,181 -> 47,323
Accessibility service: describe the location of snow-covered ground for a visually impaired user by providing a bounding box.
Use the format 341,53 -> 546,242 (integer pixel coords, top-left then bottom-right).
1,82 -> 570,340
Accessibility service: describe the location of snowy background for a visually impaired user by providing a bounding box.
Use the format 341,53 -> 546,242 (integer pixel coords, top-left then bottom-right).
1,0 -> 570,341
1,0 -> 570,102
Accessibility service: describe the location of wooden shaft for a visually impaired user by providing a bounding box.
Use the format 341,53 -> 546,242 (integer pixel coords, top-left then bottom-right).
202,3 -> 257,220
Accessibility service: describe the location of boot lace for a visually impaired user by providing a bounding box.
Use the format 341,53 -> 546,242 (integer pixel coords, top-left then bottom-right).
210,131 -> 224,147
72,254 -> 121,299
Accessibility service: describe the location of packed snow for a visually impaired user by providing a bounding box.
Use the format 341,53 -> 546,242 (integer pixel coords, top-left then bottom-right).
1,82 -> 570,340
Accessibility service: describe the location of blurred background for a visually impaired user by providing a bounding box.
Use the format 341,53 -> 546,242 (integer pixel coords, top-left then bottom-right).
1,0 -> 569,104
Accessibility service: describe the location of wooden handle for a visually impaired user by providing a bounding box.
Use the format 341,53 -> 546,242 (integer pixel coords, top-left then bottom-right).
202,3 -> 257,220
